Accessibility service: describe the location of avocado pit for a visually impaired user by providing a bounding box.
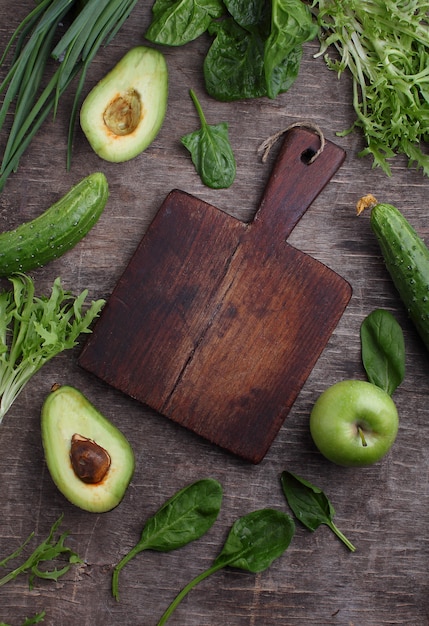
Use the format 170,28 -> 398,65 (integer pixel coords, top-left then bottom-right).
70,433 -> 111,484
103,89 -> 142,136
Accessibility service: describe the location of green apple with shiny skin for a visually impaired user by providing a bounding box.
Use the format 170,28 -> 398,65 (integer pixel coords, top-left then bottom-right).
310,380 -> 399,467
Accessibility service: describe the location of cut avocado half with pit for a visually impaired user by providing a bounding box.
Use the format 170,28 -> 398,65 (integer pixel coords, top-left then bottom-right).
80,46 -> 168,163
41,385 -> 135,513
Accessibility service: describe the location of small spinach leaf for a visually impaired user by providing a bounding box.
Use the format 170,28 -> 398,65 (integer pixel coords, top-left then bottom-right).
181,89 -> 236,188
112,478 -> 222,601
157,508 -> 295,625
360,308 -> 405,396
146,0 -> 224,46
281,471 -> 356,552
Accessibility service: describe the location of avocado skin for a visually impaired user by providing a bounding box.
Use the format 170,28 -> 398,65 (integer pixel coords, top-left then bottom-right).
80,46 -> 168,163
41,385 -> 135,513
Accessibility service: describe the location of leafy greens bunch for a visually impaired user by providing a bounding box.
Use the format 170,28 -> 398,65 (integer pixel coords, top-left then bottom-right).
146,0 -> 318,101
311,0 -> 429,176
0,273 -> 104,423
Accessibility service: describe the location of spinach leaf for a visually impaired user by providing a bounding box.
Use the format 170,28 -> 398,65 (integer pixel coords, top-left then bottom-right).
360,309 -> 405,396
212,508 -> 295,573
281,471 -> 356,552
181,89 -> 236,188
145,0 -> 224,45
223,0 -> 268,29
204,18 -> 268,101
112,478 -> 222,601
157,508 -> 295,625
264,0 -> 318,98
264,44 -> 303,101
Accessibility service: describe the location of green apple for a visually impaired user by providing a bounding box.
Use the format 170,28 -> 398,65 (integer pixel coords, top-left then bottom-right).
309,380 -> 399,467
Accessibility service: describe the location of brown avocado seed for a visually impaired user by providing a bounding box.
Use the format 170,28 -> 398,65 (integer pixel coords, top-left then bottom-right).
70,433 -> 111,484
103,89 -> 142,136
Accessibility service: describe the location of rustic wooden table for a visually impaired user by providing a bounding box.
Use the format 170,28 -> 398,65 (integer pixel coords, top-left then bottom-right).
1,3 -> 429,625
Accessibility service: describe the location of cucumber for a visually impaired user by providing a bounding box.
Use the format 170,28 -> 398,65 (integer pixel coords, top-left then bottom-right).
0,172 -> 109,277
358,194 -> 429,352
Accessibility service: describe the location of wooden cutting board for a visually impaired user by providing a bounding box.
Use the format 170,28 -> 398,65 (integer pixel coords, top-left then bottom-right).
79,127 -> 352,463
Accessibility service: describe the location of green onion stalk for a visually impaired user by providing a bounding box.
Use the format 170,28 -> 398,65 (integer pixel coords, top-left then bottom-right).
0,0 -> 139,192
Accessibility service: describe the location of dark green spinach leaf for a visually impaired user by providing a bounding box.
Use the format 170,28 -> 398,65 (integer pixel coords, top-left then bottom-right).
360,308 -> 405,396
157,508 -> 295,625
112,478 -> 223,601
223,0 -> 268,29
146,0 -> 224,45
213,508 -> 295,573
204,17 -> 268,101
181,89 -> 236,188
264,0 -> 318,98
281,471 -> 356,552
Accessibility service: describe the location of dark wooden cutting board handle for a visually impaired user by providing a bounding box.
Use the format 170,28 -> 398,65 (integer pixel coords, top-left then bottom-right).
254,126 -> 346,242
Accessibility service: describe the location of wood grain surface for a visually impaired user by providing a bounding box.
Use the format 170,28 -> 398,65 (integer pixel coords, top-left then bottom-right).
1,2 -> 429,625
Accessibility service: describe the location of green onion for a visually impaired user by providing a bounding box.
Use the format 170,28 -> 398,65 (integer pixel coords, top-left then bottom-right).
0,0 -> 139,192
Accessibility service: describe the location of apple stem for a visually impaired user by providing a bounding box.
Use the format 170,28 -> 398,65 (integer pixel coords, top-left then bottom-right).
327,521 -> 356,552
357,426 -> 368,447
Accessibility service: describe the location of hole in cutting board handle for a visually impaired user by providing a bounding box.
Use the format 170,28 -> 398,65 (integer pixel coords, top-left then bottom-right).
301,147 -> 317,164
254,127 -> 346,242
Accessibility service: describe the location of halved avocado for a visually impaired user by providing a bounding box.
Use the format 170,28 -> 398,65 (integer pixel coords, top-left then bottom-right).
41,385 -> 135,513
80,46 -> 168,162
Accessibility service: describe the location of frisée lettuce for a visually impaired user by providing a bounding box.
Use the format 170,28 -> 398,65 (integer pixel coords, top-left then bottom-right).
312,0 -> 429,176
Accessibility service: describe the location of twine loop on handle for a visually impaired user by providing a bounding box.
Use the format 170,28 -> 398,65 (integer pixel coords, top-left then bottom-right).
257,121 -> 326,164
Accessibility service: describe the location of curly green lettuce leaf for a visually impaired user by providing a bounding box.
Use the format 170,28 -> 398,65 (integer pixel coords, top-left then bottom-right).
0,273 -> 104,423
312,0 -> 429,176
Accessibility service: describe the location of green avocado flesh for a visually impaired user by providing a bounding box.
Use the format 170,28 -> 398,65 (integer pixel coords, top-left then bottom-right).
80,46 -> 168,163
41,385 -> 135,513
